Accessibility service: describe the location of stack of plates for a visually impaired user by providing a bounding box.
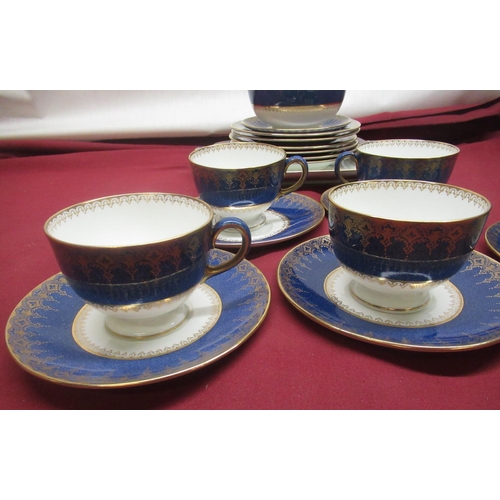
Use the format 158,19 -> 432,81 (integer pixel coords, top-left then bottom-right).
229,115 -> 362,184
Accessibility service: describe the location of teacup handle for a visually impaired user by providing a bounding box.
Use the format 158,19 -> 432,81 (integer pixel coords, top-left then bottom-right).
203,217 -> 252,279
334,151 -> 358,184
279,155 -> 308,197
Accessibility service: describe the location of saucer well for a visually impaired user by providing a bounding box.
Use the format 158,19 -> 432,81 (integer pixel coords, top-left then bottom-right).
215,193 -> 324,248
278,236 -> 500,351
72,284 -> 221,359
5,250 -> 270,388
486,221 -> 500,259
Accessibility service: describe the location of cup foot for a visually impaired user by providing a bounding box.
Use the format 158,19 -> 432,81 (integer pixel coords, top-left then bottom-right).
349,281 -> 430,313
105,304 -> 189,339
72,283 -> 222,359
212,201 -> 272,230
220,212 -> 267,231
324,268 -> 464,328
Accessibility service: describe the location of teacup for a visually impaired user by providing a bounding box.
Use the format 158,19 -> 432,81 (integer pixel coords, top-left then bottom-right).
189,142 -> 308,229
328,180 -> 490,312
334,139 -> 460,184
44,193 -> 251,338
248,90 -> 346,129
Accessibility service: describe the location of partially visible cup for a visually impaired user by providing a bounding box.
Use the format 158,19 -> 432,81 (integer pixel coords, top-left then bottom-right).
189,142 -> 308,229
335,139 -> 460,184
44,193 -> 251,338
248,90 -> 346,129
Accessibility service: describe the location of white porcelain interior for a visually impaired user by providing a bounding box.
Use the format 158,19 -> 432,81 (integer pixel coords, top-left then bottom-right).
46,193 -> 212,247
358,139 -> 459,159
254,105 -> 342,129
329,181 -> 489,222
191,143 -> 284,169
342,266 -> 444,313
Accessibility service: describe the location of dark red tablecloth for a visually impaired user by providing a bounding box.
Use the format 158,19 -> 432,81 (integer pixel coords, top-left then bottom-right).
1,98 -> 500,409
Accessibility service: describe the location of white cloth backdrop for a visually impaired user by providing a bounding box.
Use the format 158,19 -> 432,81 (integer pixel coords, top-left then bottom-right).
1,90 -> 499,141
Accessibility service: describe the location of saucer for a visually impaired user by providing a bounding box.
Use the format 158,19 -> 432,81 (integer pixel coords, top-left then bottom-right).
230,126 -> 361,142
5,250 -> 271,388
229,132 -> 358,151
241,115 -> 352,134
486,221 -> 500,259
276,137 -> 358,151
215,193 -> 324,248
283,143 -> 359,159
320,187 -> 333,211
278,236 -> 500,351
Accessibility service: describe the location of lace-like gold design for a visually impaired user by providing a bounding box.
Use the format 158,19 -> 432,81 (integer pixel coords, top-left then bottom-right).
47,193 -> 210,234
72,284 -> 221,360
359,139 -> 459,157
329,181 -> 490,259
254,104 -> 340,114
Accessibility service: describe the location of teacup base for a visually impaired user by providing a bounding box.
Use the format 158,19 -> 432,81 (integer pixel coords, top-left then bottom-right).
349,281 -> 430,313
217,209 -> 289,244
85,286 -> 197,339
72,283 -> 222,359
105,304 -> 189,339
212,203 -> 272,229
218,212 -> 267,231
324,268 -> 464,328
341,266 -> 445,313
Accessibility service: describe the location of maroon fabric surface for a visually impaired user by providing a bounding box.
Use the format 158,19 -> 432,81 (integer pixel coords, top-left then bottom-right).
1,100 -> 500,409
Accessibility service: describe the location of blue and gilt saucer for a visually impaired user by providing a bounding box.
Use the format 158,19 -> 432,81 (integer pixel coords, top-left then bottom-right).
278,236 -> 500,351
486,221 -> 500,260
215,193 -> 324,248
5,250 -> 270,388
320,187 -> 334,211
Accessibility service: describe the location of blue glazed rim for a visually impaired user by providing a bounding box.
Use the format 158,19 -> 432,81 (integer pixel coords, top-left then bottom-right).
5,249 -> 270,388
249,90 -> 346,107
278,235 -> 500,352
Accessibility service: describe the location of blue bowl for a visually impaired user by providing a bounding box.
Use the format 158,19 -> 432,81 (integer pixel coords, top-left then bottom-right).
335,139 -> 460,184
248,90 -> 346,129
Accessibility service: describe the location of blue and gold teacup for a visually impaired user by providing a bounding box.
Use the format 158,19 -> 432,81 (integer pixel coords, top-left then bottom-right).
44,193 -> 251,338
328,180 -> 490,312
335,139 -> 460,184
189,142 -> 308,229
248,90 -> 346,129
